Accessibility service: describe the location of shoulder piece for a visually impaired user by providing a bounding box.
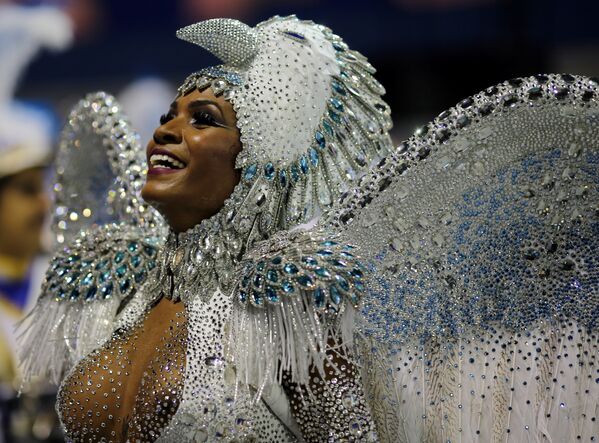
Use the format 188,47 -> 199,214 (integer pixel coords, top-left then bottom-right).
44,224 -> 159,303
234,230 -> 366,314
228,229 -> 367,393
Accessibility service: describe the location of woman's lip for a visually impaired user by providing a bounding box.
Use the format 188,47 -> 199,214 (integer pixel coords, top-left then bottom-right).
147,165 -> 185,175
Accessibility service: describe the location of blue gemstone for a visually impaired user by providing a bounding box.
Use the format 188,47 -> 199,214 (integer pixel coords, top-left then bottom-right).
322,240 -> 338,247
116,265 -> 127,278
95,259 -> 109,270
65,272 -> 80,284
283,30 -> 305,40
244,164 -> 258,181
57,267 -> 68,277
131,255 -> 142,268
332,42 -> 345,52
134,271 -> 146,283
331,81 -> 346,96
309,148 -> 319,167
241,275 -> 251,288
354,280 -> 364,292
322,120 -> 334,136
313,288 -> 325,308
267,269 -> 279,283
350,293 -> 360,305
300,155 -> 309,174
335,275 -> 350,291
99,270 -> 110,283
128,242 -> 139,252
317,249 -> 333,257
56,287 -> 67,300
315,131 -> 326,149
144,246 -> 156,257
70,288 -> 80,300
81,260 -> 92,269
329,259 -> 347,268
271,256 -> 282,265
330,98 -> 344,112
340,251 -> 355,259
252,290 -> 263,306
100,282 -> 113,298
284,263 -> 299,274
302,256 -> 318,267
330,285 -> 342,304
279,169 -> 288,188
239,290 -> 248,302
297,275 -> 314,288
147,260 -> 156,270
315,267 -> 331,278
114,251 -> 125,264
82,273 -> 94,286
290,164 -> 300,182
328,110 -> 341,123
119,279 -> 131,293
257,261 -> 266,271
67,255 -> 80,263
282,281 -> 295,293
85,286 -> 97,300
253,274 -> 264,288
265,286 -> 280,303
350,268 -> 364,279
264,163 -> 275,180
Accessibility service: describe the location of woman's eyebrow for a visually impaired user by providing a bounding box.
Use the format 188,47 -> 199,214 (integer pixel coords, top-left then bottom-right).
187,99 -> 224,118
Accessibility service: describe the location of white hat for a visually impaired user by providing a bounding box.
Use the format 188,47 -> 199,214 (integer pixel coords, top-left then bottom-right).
0,5 -> 73,179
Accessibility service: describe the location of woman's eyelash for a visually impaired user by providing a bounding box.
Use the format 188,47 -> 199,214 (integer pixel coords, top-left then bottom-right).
191,111 -> 217,126
159,112 -> 175,125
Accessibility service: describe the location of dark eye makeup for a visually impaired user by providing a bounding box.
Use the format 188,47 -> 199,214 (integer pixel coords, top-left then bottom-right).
158,110 -> 224,128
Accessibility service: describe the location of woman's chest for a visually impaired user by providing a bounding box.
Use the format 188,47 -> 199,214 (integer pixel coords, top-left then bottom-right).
57,298 -> 187,442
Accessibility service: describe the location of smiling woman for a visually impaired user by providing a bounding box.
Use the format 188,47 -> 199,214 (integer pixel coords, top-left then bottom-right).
142,89 -> 241,233
16,15 -> 599,443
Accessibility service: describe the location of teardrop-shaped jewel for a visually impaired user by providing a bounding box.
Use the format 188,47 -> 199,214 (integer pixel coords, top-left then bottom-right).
313,288 -> 325,308
116,265 -> 127,278
114,251 -> 125,264
315,267 -> 332,278
329,285 -> 341,304
284,263 -> 299,274
100,282 -> 113,298
243,164 -> 258,182
264,162 -> 275,180
282,281 -> 295,293
335,274 -> 350,291
131,254 -> 142,268
315,131 -> 326,149
300,155 -> 309,174
301,256 -> 318,267
128,241 -> 139,252
297,275 -> 315,288
266,269 -> 279,283
85,286 -> 97,301
265,286 -> 279,303
82,272 -> 94,286
119,279 -> 131,293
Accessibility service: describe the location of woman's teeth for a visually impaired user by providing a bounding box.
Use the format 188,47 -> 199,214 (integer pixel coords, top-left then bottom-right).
149,154 -> 185,169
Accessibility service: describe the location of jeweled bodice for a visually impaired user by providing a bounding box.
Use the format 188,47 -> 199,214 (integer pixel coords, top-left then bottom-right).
57,298 -> 187,442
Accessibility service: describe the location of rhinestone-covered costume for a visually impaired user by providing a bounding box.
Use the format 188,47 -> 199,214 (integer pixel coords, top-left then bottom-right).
17,15 -> 599,443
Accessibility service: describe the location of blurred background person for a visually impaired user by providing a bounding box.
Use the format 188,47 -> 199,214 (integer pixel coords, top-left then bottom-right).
0,4 -> 71,442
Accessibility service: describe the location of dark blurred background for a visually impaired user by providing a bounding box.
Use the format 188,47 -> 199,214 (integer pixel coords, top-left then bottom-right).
10,0 -> 599,142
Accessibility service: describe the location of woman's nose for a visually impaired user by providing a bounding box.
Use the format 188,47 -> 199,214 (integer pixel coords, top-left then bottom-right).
153,121 -> 182,145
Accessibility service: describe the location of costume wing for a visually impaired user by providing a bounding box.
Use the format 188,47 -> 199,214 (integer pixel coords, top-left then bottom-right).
324,74 -> 599,441
18,92 -> 166,384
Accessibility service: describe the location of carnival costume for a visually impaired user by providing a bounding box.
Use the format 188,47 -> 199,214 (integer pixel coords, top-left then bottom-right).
17,15 -> 599,442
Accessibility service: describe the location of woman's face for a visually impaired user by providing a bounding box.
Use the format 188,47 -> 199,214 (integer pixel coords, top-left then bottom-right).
141,88 -> 241,233
0,168 -> 49,259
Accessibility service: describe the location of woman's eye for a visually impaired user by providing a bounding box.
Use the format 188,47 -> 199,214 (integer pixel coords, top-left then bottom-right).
159,112 -> 175,125
190,112 -> 217,127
